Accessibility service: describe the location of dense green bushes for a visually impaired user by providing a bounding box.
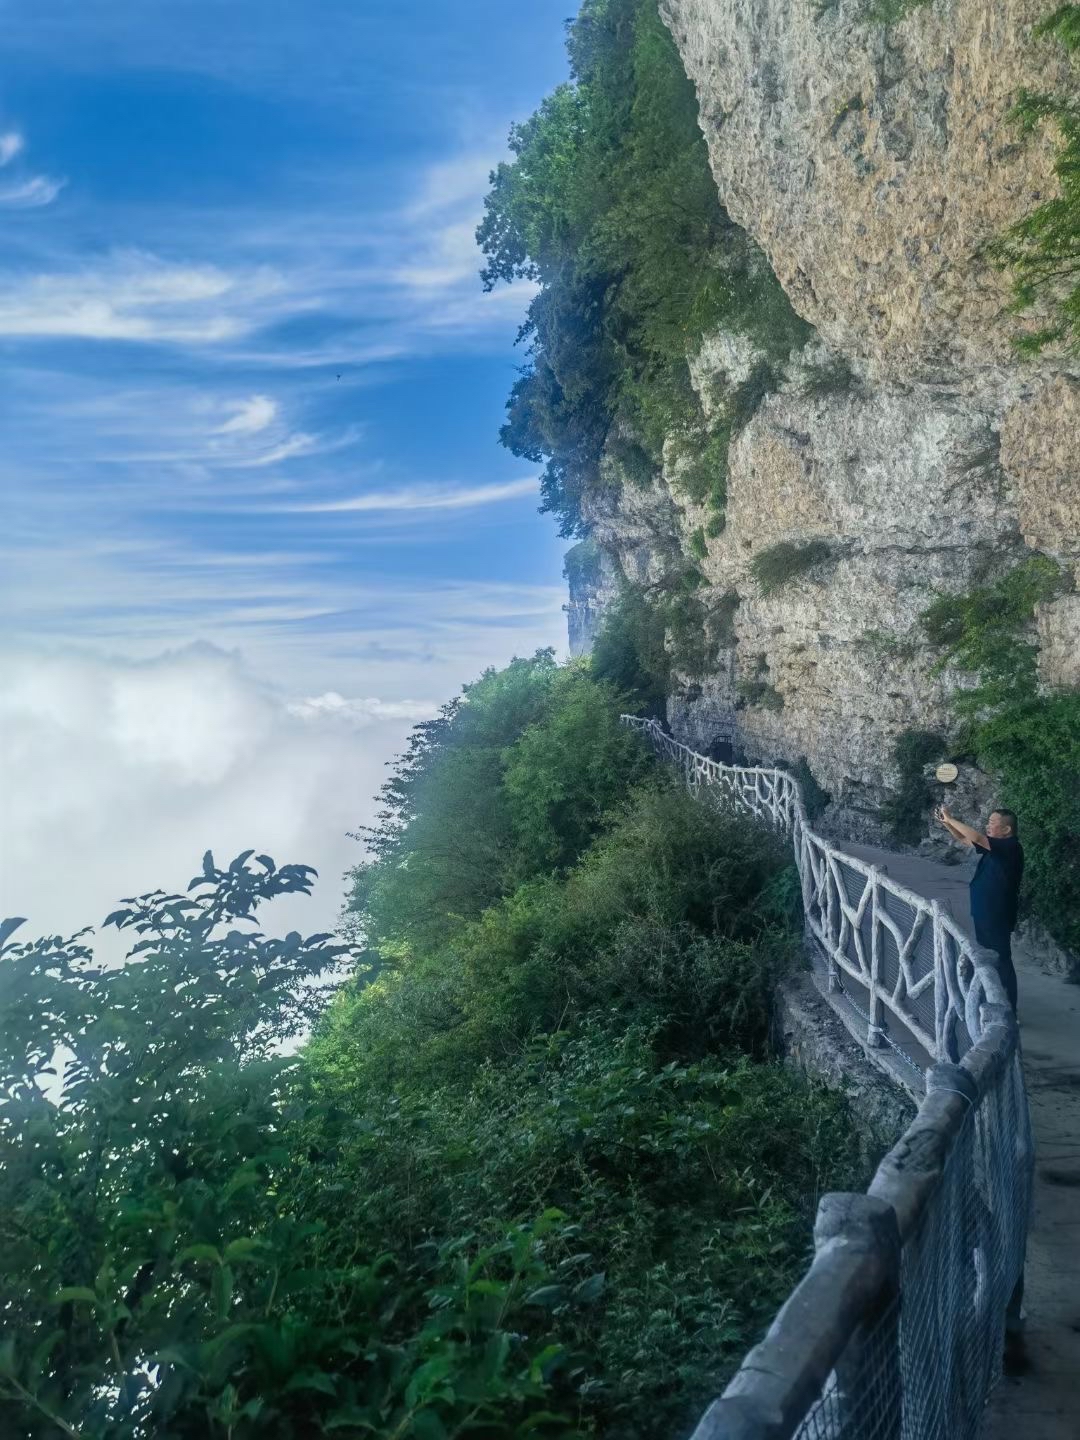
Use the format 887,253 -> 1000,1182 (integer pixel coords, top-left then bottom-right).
0,653 -> 866,1438
974,693 -> 1080,956
479,0 -> 809,535
919,556 -> 1079,953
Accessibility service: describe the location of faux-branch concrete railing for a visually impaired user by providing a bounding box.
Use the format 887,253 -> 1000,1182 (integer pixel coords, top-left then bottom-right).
621,715 -> 1034,1440
622,716 -> 1002,1066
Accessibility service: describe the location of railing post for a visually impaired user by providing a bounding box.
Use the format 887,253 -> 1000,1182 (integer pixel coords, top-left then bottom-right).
814,1194 -> 902,1440
868,867 -> 886,1049
931,899 -> 952,1062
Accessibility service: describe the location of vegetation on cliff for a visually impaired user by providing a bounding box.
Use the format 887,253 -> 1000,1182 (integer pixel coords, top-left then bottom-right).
0,653 -> 863,1439
990,4 -> 1080,354
478,0 -> 809,537
919,556 -> 1080,955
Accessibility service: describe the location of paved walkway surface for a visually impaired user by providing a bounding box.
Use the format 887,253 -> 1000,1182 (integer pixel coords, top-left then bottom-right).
841,839 -> 1080,1440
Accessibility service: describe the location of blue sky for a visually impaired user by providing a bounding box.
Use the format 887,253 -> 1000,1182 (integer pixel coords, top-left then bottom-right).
0,0 -> 581,934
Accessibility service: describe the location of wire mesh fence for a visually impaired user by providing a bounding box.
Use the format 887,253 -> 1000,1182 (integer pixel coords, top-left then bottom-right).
621,717 -> 1034,1440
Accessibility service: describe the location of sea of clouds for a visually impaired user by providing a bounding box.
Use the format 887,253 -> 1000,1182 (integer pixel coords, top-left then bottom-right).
0,642 -> 438,948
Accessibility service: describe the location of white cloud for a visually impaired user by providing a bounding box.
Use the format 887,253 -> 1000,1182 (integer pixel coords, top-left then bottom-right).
230,432 -> 319,467
0,252 -> 284,342
287,692 -> 438,724
280,476 -> 540,514
0,644 -> 423,941
0,175 -> 65,209
0,131 -> 25,166
217,394 -> 278,435
406,155 -> 494,219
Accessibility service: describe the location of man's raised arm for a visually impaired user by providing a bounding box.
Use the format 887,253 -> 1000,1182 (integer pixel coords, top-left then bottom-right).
936,805 -> 990,850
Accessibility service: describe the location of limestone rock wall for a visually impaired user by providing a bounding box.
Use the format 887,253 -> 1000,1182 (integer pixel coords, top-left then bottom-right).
572,0 -> 1079,839
661,0 -> 1071,379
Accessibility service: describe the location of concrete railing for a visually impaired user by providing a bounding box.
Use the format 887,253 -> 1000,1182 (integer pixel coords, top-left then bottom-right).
622,716 -> 1034,1440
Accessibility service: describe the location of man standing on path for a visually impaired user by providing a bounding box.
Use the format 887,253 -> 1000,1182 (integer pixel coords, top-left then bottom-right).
935,805 -> 1024,1010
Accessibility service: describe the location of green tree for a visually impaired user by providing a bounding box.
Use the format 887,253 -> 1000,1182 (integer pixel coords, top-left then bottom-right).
347,652 -> 561,958
503,664 -> 653,875
478,0 -> 808,535
1,654 -> 867,1439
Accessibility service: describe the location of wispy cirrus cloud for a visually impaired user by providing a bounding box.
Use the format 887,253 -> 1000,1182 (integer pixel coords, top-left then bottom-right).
0,0 -> 575,943
0,174 -> 66,208
0,127 -> 65,208
0,131 -> 24,166
0,251 -> 285,340
217,394 -> 278,435
276,476 -> 539,514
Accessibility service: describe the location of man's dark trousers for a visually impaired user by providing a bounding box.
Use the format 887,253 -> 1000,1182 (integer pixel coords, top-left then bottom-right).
975,924 -> 1018,1011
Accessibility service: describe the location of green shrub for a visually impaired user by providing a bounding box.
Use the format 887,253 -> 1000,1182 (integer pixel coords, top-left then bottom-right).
736,653 -> 784,712
737,678 -> 784,712
689,525 -> 708,561
871,0 -> 928,23
920,553 -> 1078,950
503,663 -> 655,876
788,756 -> 832,825
859,628 -> 919,661
306,1021 -> 862,1440
677,424 -> 731,520
920,553 -> 1064,709
663,569 -> 710,678
611,432 -> 657,488
750,540 -> 836,595
974,692 -> 1080,956
347,651 -> 563,956
880,729 -> 946,845
729,360 -> 779,430
799,355 -> 857,397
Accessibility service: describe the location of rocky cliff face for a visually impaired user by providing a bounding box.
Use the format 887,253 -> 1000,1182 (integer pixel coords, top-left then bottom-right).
574,0 -> 1079,840
564,541 -> 620,658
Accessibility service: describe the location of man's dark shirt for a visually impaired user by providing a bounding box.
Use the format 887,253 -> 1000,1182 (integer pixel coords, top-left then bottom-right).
970,835 -> 1024,939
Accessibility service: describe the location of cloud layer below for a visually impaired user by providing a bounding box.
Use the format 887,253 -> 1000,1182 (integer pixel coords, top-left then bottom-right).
0,644 -> 436,942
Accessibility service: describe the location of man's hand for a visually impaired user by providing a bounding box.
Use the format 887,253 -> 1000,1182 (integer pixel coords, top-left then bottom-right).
936,805 -> 988,849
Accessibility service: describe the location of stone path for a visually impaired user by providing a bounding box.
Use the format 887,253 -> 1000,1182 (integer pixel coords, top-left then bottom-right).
980,952 -> 1080,1440
842,839 -> 1080,1440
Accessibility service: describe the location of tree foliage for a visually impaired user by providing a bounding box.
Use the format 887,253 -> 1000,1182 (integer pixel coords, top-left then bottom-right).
975,693 -> 1080,956
920,554 -> 1063,711
1,658 -> 865,1438
919,555 -> 1079,952
478,0 -> 809,535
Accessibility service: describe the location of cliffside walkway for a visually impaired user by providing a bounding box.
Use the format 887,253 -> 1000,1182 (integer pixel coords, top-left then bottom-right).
622,717 -> 1040,1440
845,842 -> 1080,1440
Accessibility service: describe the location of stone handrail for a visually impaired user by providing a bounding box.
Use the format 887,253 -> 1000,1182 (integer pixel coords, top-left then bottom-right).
621,715 -> 1034,1439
